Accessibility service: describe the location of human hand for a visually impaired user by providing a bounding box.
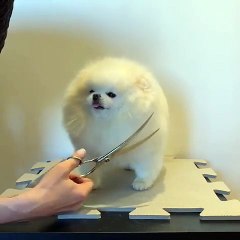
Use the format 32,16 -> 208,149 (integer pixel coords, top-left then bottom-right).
9,148 -> 93,221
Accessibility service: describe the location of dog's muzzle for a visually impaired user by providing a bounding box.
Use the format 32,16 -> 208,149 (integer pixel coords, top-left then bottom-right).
92,93 -> 105,109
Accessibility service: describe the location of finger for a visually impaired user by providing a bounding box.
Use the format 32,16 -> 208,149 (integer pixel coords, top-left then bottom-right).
74,148 -> 87,160
69,173 -> 93,184
69,174 -> 83,184
69,175 -> 93,185
69,148 -> 86,165
75,179 -> 94,198
58,148 -> 86,174
79,177 -> 93,183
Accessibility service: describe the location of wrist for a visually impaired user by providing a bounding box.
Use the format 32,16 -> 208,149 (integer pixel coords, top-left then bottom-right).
8,189 -> 43,222
0,191 -> 38,224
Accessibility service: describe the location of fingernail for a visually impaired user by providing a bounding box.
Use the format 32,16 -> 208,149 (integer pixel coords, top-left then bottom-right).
76,148 -> 86,157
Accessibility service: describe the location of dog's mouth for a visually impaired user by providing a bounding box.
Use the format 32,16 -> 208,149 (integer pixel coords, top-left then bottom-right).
92,103 -> 106,110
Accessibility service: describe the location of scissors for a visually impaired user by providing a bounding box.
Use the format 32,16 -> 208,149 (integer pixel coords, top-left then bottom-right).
28,113 -> 159,187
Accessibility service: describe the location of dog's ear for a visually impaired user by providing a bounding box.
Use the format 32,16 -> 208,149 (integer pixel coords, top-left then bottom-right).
135,75 -> 151,91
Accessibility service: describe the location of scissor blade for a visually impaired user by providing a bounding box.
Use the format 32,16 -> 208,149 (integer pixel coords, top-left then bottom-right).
98,112 -> 157,161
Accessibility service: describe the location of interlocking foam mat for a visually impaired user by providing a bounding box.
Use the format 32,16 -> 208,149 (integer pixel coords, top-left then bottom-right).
2,157 -> 240,220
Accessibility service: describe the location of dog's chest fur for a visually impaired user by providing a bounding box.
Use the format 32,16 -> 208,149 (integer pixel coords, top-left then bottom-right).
73,117 -> 137,160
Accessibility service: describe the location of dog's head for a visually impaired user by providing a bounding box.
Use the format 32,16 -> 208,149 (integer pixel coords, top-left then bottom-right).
65,58 -> 155,120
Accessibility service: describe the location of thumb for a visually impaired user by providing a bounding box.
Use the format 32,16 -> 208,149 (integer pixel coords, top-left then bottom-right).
59,148 -> 86,174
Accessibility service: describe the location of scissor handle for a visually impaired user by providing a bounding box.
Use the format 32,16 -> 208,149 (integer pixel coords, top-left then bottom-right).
79,157 -> 110,177
79,165 -> 97,177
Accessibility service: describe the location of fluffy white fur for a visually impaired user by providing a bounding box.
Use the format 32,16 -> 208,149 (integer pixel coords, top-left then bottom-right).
63,57 -> 168,190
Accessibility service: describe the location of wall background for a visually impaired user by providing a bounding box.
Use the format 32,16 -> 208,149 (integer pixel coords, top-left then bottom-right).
0,0 -> 239,198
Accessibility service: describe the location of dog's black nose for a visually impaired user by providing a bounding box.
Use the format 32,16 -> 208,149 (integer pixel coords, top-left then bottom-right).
93,93 -> 101,101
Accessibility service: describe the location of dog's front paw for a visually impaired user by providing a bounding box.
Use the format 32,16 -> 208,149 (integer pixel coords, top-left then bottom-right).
132,178 -> 153,191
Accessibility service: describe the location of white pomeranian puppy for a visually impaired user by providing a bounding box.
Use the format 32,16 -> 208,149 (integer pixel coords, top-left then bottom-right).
63,57 -> 168,191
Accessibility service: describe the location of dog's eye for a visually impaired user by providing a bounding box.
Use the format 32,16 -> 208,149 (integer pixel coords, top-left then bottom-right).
107,92 -> 116,98
89,90 -> 95,94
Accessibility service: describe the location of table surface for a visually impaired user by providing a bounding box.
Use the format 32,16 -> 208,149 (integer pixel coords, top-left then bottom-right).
0,212 -> 240,240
